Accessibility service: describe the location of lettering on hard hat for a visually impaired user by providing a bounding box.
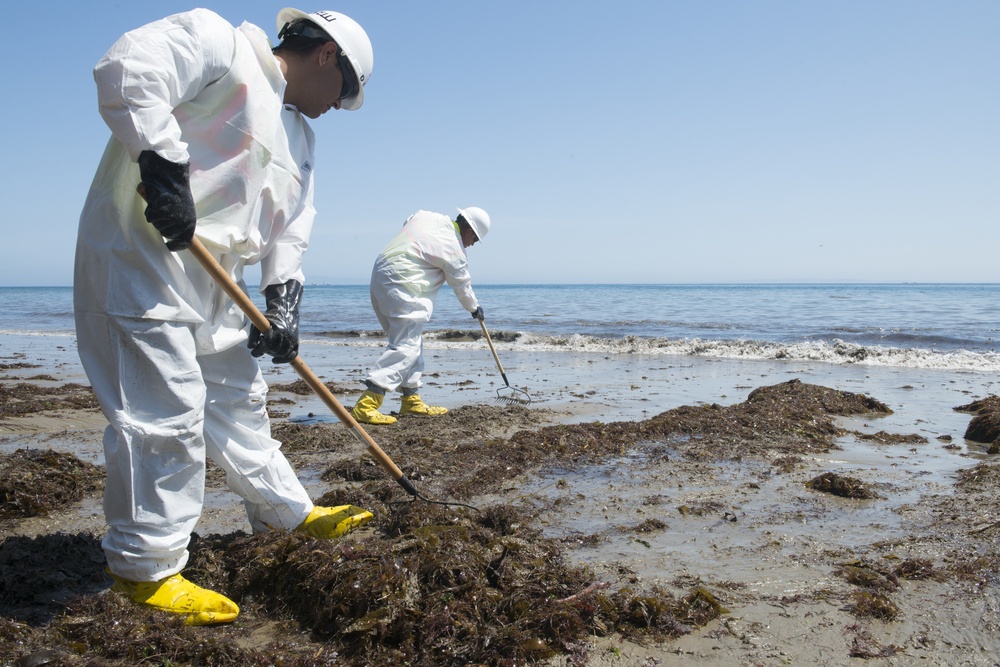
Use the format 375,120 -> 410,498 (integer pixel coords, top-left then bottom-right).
315,11 -> 337,23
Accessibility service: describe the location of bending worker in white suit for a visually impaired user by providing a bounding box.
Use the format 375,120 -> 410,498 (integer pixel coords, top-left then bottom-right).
74,8 -> 375,625
352,207 -> 491,425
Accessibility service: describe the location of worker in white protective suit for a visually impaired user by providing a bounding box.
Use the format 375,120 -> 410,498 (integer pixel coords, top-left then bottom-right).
74,8 -> 375,626
351,207 -> 491,425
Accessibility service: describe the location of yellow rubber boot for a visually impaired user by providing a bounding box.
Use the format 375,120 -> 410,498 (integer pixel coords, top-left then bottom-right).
109,572 -> 239,626
296,505 -> 374,539
352,390 -> 397,425
400,394 -> 448,416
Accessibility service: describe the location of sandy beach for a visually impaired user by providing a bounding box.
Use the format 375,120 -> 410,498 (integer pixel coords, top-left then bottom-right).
2,331 -> 1000,666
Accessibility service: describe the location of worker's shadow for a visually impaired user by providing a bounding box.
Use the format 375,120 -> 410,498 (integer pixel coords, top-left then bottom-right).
0,532 -> 109,624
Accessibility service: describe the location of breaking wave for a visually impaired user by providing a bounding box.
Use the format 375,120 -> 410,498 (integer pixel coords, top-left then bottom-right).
313,328 -> 1000,373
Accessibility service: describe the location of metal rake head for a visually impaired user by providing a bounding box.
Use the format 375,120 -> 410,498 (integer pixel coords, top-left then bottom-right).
495,386 -> 532,406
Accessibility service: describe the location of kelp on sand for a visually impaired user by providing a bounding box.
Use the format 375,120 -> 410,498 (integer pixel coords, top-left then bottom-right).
1,379 -> 935,666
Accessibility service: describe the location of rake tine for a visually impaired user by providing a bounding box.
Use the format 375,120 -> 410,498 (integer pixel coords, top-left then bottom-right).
496,386 -> 532,406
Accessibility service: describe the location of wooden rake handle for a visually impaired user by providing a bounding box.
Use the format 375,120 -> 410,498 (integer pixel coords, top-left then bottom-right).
478,318 -> 510,388
188,237 -> 417,497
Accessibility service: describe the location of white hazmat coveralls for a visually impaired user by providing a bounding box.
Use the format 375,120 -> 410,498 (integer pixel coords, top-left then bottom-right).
74,9 -> 316,583
366,210 -> 480,393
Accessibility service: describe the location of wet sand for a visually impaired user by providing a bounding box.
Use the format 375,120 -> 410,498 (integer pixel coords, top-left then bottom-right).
2,331 -> 1000,666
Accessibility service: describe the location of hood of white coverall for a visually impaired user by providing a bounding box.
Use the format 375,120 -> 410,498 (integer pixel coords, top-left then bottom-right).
74,9 -> 317,355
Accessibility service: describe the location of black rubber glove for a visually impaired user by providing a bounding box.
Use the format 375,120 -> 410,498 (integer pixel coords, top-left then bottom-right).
137,149 -> 197,251
471,306 -> 484,321
248,280 -> 303,364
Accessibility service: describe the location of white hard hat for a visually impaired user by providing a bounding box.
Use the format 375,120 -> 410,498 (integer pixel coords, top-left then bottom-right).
457,207 -> 491,242
277,8 -> 373,110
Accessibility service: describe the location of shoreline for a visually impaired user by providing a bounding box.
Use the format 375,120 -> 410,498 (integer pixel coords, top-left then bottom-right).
3,332 -> 1000,665
2,328 -> 995,455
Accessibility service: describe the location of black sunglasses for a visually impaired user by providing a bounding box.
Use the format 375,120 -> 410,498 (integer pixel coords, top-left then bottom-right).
335,51 -> 359,101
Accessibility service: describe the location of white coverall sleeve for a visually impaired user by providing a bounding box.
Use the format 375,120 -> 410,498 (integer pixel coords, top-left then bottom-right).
442,254 -> 479,313
93,9 -> 236,164
260,174 -> 315,289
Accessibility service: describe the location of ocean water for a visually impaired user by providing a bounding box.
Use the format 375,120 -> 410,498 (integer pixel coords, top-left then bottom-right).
2,283 -> 999,372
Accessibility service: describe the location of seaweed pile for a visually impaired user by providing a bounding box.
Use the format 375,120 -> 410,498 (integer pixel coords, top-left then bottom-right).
435,379 -> 894,500
0,448 -> 104,520
201,502 -> 722,664
955,395 -> 1000,453
0,503 -> 724,666
0,381 -> 99,417
0,378 -> 945,666
805,471 -> 883,499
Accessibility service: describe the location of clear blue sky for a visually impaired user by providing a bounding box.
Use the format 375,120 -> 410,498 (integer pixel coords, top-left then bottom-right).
3,1 -> 997,286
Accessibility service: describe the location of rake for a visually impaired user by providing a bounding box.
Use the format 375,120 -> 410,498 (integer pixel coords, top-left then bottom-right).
184,236 -> 479,510
478,319 -> 532,405
137,180 -> 476,510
